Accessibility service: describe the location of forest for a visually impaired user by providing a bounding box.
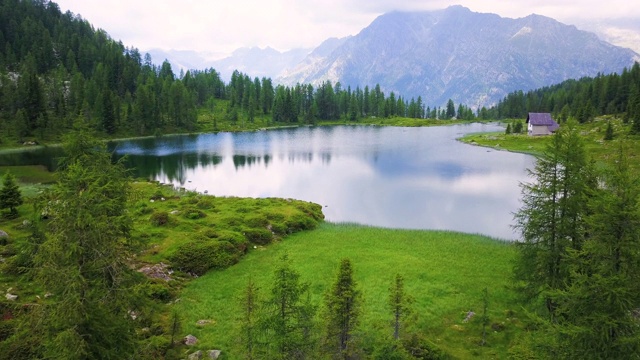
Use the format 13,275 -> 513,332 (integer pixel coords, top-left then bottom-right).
1,0 -> 640,146
2,0 -> 640,359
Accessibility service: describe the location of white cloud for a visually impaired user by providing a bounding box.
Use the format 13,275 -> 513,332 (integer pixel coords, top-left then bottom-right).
52,0 -> 640,55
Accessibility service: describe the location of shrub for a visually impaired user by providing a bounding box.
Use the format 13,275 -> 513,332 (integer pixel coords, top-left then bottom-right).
215,230 -> 248,252
169,240 -> 240,276
244,214 -> 269,228
284,214 -> 318,232
182,207 -> 206,220
196,197 -> 215,210
150,211 -> 169,226
270,222 -> 287,235
243,228 -> 273,245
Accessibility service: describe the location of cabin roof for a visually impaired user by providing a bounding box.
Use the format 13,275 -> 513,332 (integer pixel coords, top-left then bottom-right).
527,113 -> 559,131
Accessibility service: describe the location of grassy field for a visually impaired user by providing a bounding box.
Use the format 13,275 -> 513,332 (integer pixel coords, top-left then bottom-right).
459,116 -> 640,172
175,223 -> 520,359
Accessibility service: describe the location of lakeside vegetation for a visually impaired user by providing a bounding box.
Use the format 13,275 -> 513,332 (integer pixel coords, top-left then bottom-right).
1,0 -> 640,359
176,223 -> 518,359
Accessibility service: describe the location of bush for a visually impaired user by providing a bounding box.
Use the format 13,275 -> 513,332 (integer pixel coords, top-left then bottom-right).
243,228 -> 273,245
196,197 -> 215,210
244,214 -> 269,228
150,211 -> 169,226
215,230 -> 248,252
270,222 -> 287,235
169,240 -> 240,276
284,214 -> 318,232
182,207 -> 206,220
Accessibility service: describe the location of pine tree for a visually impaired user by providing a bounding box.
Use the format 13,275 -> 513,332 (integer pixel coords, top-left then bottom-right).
505,123 -> 512,134
513,120 -> 593,320
324,259 -> 361,359
553,144 -> 640,358
262,255 -> 316,359
388,274 -> 412,341
604,121 -> 614,140
25,128 -> 139,359
239,277 -> 260,360
0,172 -> 23,218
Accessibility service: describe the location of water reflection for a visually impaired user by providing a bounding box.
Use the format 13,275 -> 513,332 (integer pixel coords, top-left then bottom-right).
0,124 -> 535,240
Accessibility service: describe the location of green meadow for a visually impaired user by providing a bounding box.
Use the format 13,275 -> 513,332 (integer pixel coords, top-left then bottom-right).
175,223 -> 520,359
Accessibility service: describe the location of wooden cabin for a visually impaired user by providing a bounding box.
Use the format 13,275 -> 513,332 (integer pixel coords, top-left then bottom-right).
527,113 -> 559,136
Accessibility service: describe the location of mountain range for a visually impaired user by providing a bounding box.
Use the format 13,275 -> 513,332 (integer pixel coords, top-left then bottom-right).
153,6 -> 639,108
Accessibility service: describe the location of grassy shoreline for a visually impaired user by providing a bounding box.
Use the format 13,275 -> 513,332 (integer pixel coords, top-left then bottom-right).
175,222 -> 519,359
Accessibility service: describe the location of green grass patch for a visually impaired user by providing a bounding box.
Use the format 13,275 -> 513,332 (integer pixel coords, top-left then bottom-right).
459,116 -> 640,172
175,223 -> 520,359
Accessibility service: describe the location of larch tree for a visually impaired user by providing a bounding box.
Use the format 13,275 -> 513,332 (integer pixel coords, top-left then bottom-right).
513,120 -> 593,320
239,277 -> 260,360
28,129 -> 139,359
388,273 -> 412,341
0,172 -> 23,218
553,143 -> 640,358
323,258 -> 362,359
262,255 -> 316,360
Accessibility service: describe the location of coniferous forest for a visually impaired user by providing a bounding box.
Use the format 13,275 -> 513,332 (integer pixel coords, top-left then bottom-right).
3,0 -> 640,359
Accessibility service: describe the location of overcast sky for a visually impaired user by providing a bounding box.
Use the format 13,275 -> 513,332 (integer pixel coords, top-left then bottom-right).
53,0 -> 640,56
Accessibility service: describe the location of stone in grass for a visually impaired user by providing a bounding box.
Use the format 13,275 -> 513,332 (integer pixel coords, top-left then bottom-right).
5,293 -> 17,301
196,319 -> 213,326
184,334 -> 198,346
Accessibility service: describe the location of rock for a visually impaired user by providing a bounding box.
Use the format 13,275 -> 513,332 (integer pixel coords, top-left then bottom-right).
170,210 -> 180,215
196,319 -> 213,326
0,230 -> 8,238
150,199 -> 155,203
208,350 -> 221,359
188,350 -> 203,360
22,220 -> 31,227
184,334 -> 198,346
463,310 -> 475,323
5,293 -> 17,301
138,263 -> 173,281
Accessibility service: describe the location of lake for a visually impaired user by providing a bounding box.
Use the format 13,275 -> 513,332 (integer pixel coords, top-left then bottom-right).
1,124 -> 535,240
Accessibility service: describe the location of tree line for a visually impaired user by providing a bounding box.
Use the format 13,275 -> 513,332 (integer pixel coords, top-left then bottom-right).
0,0 -> 478,146
484,62 -> 640,128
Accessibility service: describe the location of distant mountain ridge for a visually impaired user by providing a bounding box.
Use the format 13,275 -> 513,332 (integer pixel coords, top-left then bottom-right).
277,6 -> 639,108
150,6 -> 639,109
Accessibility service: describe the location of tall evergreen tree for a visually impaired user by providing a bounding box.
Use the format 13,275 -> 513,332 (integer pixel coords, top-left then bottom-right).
552,144 -> 640,358
0,172 -> 22,218
323,259 -> 361,359
388,274 -> 412,341
513,120 -> 593,320
262,255 -> 316,360
24,128 -> 139,359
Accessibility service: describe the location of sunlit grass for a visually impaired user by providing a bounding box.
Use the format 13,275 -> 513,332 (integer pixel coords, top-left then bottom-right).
175,222 -> 520,359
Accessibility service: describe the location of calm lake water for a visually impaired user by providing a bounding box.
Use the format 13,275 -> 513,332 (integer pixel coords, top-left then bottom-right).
1,124 -> 535,240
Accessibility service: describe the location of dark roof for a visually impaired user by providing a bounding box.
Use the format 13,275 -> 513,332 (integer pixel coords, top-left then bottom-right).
527,113 -> 559,132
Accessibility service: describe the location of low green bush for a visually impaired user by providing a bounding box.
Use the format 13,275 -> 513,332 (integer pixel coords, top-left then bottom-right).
244,214 -> 269,228
169,240 -> 240,276
243,228 -> 273,245
196,197 -> 215,210
284,214 -> 318,232
182,207 -> 206,220
150,211 -> 169,226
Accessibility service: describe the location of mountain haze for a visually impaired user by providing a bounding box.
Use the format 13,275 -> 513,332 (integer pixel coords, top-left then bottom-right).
277,6 -> 639,108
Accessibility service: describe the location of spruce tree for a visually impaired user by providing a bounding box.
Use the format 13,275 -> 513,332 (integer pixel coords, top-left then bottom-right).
513,120 -> 593,320
22,129 -> 139,359
553,144 -> 640,358
239,277 -> 260,360
323,259 -> 361,359
0,172 -> 23,218
388,274 -> 412,341
262,255 -> 316,360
